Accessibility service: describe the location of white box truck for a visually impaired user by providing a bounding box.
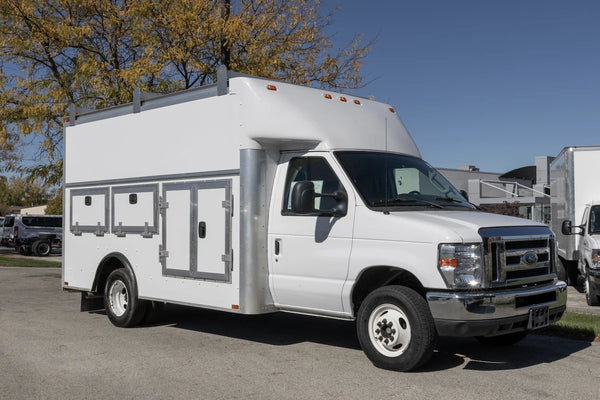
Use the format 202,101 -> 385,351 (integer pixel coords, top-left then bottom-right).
550,146 -> 600,305
63,67 -> 566,371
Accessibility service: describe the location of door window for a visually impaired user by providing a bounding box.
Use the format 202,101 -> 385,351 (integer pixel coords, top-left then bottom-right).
282,157 -> 345,214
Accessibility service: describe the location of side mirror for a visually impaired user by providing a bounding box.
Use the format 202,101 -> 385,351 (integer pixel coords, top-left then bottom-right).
561,220 -> 584,236
291,181 -> 348,217
459,190 -> 469,202
291,181 -> 316,214
561,220 -> 573,235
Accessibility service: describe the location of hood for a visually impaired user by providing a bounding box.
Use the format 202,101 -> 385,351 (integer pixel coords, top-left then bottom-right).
355,208 -> 547,244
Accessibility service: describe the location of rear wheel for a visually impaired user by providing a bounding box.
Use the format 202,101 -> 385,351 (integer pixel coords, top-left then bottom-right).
32,240 -> 52,257
104,268 -> 147,327
585,271 -> 600,306
357,286 -> 437,371
475,331 -> 528,346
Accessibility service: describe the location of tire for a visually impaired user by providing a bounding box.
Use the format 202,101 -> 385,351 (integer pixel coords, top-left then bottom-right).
32,240 -> 52,257
475,331 -> 528,346
585,271 -> 600,306
556,258 -> 567,282
356,286 -> 437,372
104,268 -> 147,328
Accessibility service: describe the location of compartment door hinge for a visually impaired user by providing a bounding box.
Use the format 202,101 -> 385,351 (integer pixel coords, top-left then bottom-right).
159,244 -> 169,263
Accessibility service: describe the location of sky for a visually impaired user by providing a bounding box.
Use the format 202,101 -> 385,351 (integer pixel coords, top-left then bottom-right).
324,0 -> 600,173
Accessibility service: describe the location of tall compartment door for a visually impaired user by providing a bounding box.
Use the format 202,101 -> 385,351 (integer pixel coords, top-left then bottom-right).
162,180 -> 231,282
196,182 -> 231,281
162,184 -> 192,274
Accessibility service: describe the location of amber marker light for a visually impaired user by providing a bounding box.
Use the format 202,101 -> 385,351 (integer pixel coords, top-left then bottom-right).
353,99 -> 361,105
440,258 -> 458,267
324,94 -> 332,99
339,96 -> 347,102
266,84 -> 277,91
232,304 -> 240,310
388,107 -> 395,113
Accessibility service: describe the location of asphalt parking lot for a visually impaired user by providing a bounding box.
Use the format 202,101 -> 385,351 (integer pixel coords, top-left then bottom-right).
1,266 -> 599,400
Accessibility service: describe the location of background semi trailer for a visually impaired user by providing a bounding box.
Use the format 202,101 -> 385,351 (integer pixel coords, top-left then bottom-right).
550,146 -> 600,305
63,67 -> 566,371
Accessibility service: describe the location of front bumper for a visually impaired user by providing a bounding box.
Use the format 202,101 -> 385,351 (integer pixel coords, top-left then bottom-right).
426,280 -> 567,337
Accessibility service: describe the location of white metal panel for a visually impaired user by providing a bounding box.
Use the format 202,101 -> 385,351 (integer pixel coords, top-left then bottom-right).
114,191 -> 154,227
573,149 -> 600,227
72,193 -> 106,227
164,189 -> 191,271
196,187 -> 227,275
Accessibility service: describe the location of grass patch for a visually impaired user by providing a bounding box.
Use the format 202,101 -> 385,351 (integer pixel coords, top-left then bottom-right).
538,311 -> 600,342
0,256 -> 61,268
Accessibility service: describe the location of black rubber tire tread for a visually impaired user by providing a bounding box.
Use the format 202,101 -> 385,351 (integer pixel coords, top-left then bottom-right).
585,271 -> 600,306
32,239 -> 51,257
567,263 -> 580,287
475,331 -> 528,346
104,268 -> 147,328
356,285 -> 437,372
556,258 -> 567,282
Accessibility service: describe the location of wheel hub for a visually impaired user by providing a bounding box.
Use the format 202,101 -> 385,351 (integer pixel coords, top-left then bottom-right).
368,304 -> 411,356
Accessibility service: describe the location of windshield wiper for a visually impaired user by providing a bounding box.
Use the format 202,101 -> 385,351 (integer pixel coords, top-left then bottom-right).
385,196 -> 444,209
435,197 -> 462,203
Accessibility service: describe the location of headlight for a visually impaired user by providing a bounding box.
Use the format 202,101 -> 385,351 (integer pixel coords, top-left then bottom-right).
592,250 -> 600,268
438,243 -> 483,289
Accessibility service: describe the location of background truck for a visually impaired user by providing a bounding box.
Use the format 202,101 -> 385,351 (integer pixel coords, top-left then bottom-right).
63,67 -> 566,371
550,146 -> 600,305
1,214 -> 62,256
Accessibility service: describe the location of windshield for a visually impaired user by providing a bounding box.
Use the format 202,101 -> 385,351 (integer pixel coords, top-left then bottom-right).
335,151 -> 475,210
590,206 -> 600,234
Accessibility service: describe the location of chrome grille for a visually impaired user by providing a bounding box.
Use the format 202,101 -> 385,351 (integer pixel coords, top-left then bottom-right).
479,226 -> 556,288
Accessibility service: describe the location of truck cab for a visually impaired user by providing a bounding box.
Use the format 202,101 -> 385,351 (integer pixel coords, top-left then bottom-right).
562,202 -> 600,305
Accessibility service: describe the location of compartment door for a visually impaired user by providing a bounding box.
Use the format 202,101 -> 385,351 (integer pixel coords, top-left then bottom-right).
162,180 -> 231,282
195,182 -> 232,280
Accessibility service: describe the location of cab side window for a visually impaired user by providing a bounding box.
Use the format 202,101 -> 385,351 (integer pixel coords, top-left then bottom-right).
282,157 -> 345,214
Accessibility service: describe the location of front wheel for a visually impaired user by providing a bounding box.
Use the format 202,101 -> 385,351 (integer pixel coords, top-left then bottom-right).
357,286 -> 437,371
585,271 -> 600,306
104,268 -> 147,327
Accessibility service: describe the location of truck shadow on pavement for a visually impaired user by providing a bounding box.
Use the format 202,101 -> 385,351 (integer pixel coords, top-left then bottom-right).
129,303 -> 592,372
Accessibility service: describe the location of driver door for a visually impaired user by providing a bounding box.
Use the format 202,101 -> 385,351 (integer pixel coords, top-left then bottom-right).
268,152 -> 354,315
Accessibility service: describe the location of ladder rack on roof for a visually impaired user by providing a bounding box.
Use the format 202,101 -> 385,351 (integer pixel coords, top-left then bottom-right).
67,66 -> 229,127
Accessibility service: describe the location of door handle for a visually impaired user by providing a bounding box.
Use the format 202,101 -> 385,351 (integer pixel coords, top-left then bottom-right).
199,221 -> 206,238
275,239 -> 281,255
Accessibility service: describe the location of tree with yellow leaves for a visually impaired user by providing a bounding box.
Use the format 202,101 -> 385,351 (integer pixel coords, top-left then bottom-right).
0,0 -> 372,185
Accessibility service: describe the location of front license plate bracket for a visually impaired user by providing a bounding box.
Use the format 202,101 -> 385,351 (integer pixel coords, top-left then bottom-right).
527,306 -> 549,330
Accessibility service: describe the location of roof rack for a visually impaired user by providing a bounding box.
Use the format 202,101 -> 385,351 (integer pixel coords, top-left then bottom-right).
67,65 -> 229,127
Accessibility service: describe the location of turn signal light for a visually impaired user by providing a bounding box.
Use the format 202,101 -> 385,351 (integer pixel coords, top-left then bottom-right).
440,258 -> 458,267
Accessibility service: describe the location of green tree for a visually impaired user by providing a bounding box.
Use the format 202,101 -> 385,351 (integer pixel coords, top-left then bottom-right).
0,0 -> 372,185
44,190 -> 62,215
0,175 -> 52,208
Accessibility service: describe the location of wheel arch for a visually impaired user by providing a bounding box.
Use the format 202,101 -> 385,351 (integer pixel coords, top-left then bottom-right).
350,266 -> 426,316
92,252 -> 137,295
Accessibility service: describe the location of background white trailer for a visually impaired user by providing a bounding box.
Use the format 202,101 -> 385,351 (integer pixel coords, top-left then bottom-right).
550,145 -> 600,282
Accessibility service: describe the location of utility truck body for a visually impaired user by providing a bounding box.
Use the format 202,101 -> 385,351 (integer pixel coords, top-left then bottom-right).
550,146 -> 600,305
63,68 -> 566,371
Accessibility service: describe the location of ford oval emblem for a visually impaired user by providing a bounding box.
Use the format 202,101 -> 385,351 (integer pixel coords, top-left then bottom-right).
522,251 -> 538,266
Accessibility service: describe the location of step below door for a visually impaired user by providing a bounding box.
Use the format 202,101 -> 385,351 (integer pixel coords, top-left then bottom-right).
161,180 -> 232,282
